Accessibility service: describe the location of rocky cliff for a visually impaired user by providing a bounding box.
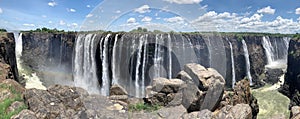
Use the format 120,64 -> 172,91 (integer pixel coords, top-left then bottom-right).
280,37 -> 300,106
21,32 -> 288,91
0,33 -> 19,81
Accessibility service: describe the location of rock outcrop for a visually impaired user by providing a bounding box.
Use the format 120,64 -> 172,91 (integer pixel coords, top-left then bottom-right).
0,33 -> 19,81
279,38 -> 300,113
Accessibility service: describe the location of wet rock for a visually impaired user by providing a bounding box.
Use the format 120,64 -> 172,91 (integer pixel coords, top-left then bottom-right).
11,109 -> 37,119
0,79 -> 25,102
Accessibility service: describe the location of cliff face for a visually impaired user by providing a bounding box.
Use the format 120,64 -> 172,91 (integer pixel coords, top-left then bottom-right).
21,32 -> 287,90
0,33 -> 19,81
21,32 -> 76,86
280,38 -> 300,106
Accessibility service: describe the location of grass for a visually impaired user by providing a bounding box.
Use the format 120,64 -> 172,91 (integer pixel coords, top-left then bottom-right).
0,84 -> 27,119
252,85 -> 290,119
128,103 -> 161,112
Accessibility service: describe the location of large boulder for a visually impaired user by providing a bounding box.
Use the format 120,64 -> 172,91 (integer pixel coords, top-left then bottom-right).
183,64 -> 225,111
152,78 -> 185,93
145,78 -> 185,106
110,84 -> 128,96
177,71 -> 205,112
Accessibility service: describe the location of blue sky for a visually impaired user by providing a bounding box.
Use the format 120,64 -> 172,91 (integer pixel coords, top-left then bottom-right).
0,0 -> 300,33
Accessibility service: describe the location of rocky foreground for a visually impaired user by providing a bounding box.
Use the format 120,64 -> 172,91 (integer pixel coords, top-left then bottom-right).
0,63 -> 258,119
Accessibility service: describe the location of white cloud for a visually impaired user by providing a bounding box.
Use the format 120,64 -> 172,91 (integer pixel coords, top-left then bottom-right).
86,14 -> 93,18
42,15 -> 47,18
163,0 -> 202,4
0,8 -> 2,14
141,16 -> 152,22
67,8 -> 76,12
48,1 -> 57,7
115,10 -> 121,13
257,6 -> 275,14
86,5 -> 91,8
23,24 -> 35,27
127,17 -> 136,23
59,20 -> 66,25
191,10 -> 300,33
164,16 -> 184,23
48,21 -> 53,24
296,8 -> 300,14
134,5 -> 150,13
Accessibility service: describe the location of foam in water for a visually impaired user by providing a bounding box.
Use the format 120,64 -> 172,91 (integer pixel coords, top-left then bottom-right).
74,34 -> 101,94
14,33 -> 46,90
226,39 -> 236,88
242,40 -> 253,85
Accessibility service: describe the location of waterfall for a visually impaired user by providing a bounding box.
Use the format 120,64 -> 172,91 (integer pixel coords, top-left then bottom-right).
111,34 -> 118,85
153,34 -> 162,79
226,39 -> 236,88
101,34 -> 111,96
134,34 -> 146,97
141,35 -> 148,96
263,36 -> 290,68
242,40 -> 253,86
262,36 -> 275,64
167,34 -> 172,79
73,34 -> 101,94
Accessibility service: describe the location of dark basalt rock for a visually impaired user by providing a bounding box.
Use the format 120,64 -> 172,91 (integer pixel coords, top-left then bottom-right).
0,33 -> 19,81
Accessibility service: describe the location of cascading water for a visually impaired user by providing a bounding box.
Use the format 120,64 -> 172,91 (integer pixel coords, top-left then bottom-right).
226,39 -> 236,88
14,32 -> 46,90
262,36 -> 290,68
112,34 -> 119,85
242,40 -> 253,86
262,36 -> 275,64
101,34 -> 111,96
167,34 -> 172,79
73,34 -> 101,94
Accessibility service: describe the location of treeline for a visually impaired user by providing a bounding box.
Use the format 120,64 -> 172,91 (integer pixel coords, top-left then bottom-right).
24,27 -> 70,33
0,29 -> 7,32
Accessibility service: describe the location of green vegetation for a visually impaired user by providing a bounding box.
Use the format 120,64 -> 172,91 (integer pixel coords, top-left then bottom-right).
293,33 -> 300,40
130,27 -> 149,33
22,27 -> 73,33
128,103 -> 161,112
0,84 -> 27,119
0,29 -> 7,32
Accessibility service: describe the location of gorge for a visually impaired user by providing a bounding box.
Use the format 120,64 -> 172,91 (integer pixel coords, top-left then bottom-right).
18,32 -> 290,96
1,31 -> 297,118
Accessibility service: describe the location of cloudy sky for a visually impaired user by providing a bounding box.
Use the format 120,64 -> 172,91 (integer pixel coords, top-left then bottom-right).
0,0 -> 300,33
